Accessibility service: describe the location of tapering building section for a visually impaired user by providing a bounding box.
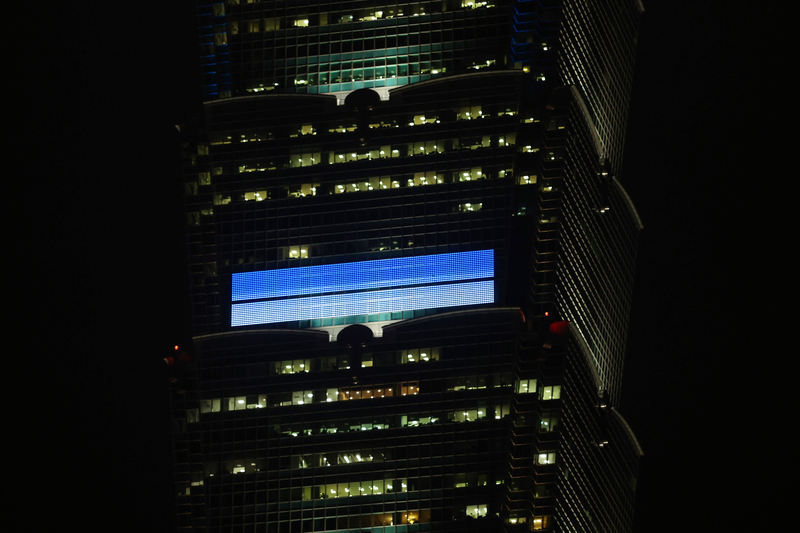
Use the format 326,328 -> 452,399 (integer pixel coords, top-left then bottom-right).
171,1 -> 645,531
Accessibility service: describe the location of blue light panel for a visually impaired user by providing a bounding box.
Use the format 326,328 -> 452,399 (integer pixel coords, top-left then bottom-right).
231,250 -> 494,327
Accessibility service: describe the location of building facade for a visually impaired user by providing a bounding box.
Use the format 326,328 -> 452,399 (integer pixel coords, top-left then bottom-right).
171,1 -> 645,531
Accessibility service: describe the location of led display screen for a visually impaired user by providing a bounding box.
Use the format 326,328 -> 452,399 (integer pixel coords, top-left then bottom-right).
231,250 -> 494,327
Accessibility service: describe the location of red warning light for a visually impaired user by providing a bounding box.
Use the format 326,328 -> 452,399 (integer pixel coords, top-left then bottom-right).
174,345 -> 179,351
544,311 -> 549,317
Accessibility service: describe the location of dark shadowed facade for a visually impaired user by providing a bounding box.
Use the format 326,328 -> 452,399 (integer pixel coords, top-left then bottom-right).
171,1 -> 645,531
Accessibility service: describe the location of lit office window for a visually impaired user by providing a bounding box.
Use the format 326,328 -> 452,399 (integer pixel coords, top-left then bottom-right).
535,452 -> 556,465
274,359 -> 311,375
466,504 -> 488,518
243,190 -> 268,202
507,512 -> 528,525
541,385 -> 561,400
515,379 -> 537,394
401,347 -> 440,363
458,202 -> 482,212
281,245 -> 310,259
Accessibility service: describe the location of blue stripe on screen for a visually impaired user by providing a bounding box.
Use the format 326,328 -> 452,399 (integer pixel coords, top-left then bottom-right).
232,250 -> 494,302
231,280 -> 494,327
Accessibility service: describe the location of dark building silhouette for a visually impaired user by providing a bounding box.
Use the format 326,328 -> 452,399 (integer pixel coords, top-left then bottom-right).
171,1 -> 645,531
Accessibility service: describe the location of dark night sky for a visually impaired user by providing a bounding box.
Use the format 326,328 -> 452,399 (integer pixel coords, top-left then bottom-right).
15,1 -> 795,531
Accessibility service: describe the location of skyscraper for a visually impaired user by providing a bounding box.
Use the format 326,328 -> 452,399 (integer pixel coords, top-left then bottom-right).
171,1 -> 645,531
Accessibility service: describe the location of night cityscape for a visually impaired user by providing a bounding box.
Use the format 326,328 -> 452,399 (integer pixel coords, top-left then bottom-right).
14,1 -> 794,531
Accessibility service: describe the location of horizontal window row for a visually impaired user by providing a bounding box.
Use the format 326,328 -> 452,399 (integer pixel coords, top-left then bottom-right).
197,381 -> 419,412
208,169 -> 515,207
294,449 -> 387,469
507,514 -> 553,529
273,347 -> 440,375
515,379 -> 562,400
241,57 -> 487,92
252,511 -> 430,529
290,64 -> 449,86
308,477 -> 409,499
286,135 -> 518,168
271,404 -> 511,438
203,107 -> 523,146
225,2 -> 497,35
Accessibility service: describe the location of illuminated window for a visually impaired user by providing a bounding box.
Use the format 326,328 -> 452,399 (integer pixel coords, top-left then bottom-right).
541,385 -> 561,400
458,202 -> 482,212
535,451 -> 556,465
507,512 -> 528,525
243,190 -> 267,201
401,510 -> 430,525
306,478 -> 408,500
198,171 -> 211,185
290,151 -> 321,167
199,398 -> 221,413
412,114 -> 438,125
293,18 -> 309,27
288,183 -> 318,197
515,378 -> 537,394
275,359 -> 311,375
458,105 -> 482,120
532,516 -> 553,530
400,347 -> 440,363
281,245 -> 310,259
466,504 -> 488,519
